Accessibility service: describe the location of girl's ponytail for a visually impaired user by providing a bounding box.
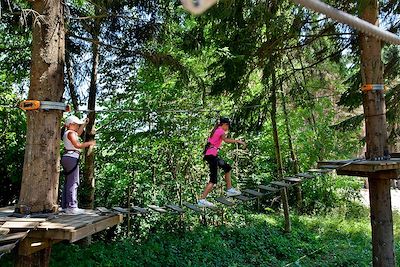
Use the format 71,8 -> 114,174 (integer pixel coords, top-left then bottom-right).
60,126 -> 66,139
209,120 -> 222,138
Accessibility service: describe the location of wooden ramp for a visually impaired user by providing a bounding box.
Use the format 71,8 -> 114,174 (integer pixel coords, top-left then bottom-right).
0,207 -> 123,256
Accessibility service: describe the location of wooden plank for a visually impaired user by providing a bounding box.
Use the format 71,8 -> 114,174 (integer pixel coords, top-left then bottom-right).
258,185 -> 279,192
214,197 -> 235,206
0,228 -> 10,236
270,181 -> 291,188
308,168 -> 333,173
296,173 -> 314,179
0,218 -> 47,223
112,207 -> 128,214
233,195 -> 255,202
70,214 -> 122,243
165,205 -> 184,213
96,207 -> 111,213
0,206 -> 15,213
0,232 -> 28,244
284,177 -> 302,183
148,205 -> 167,213
183,202 -> 202,213
0,241 -> 17,254
131,206 -> 147,214
2,221 -> 39,230
319,165 -> 338,169
243,189 -> 264,197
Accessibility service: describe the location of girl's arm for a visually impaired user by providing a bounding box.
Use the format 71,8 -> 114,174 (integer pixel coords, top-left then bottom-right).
68,132 -> 95,149
222,134 -> 246,145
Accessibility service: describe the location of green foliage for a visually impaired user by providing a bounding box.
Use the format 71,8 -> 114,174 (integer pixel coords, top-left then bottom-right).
43,209 -> 400,267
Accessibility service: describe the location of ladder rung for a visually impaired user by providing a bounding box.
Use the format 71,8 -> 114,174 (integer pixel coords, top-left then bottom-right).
270,181 -> 291,188
243,189 -> 264,197
284,177 -> 302,183
296,173 -> 314,179
131,206 -> 148,214
258,185 -> 279,192
183,202 -> 202,213
215,197 -> 235,206
148,205 -> 167,213
233,195 -> 256,202
165,205 -> 184,213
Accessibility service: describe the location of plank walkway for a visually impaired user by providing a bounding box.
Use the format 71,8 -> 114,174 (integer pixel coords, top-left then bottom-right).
0,165 -> 336,257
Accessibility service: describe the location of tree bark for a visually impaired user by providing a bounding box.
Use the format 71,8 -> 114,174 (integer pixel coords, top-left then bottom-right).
360,1 -> 395,266
18,0 -> 65,214
81,16 -> 101,210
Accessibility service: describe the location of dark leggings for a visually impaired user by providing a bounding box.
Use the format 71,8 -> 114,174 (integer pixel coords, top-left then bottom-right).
204,155 -> 232,184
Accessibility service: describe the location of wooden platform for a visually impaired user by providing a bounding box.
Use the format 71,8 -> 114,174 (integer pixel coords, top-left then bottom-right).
0,206 -> 123,256
318,158 -> 400,179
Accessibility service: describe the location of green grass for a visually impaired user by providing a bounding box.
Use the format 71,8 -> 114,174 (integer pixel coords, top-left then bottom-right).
1,206 -> 399,267
46,207 -> 399,267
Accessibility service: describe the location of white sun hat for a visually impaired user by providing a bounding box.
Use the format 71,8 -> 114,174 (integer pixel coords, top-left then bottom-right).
65,115 -> 85,126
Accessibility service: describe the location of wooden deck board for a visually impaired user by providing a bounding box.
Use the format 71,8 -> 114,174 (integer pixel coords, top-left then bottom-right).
270,181 -> 291,188
233,195 -> 255,202
0,232 -> 28,244
296,173 -> 314,179
284,177 -> 302,183
318,159 -> 400,173
1,221 -> 39,230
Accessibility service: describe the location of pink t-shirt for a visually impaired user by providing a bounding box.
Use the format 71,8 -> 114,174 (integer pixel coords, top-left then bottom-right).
205,127 -> 226,156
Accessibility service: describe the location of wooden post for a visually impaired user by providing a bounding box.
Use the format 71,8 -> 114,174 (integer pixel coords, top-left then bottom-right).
360,0 -> 395,266
17,0 -> 65,214
281,188 -> 291,233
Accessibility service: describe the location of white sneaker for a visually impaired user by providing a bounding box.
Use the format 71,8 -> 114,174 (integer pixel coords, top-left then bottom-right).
197,199 -> 215,208
226,188 -> 241,197
65,208 -> 85,215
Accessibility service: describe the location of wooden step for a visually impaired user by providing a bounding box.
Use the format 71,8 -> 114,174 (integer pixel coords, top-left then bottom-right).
243,189 -> 264,197
0,241 -> 17,254
233,195 -> 256,202
284,177 -> 302,183
112,207 -> 128,214
296,173 -> 314,179
258,185 -> 279,192
148,205 -> 167,213
214,197 -> 235,206
270,181 -> 291,188
183,202 -> 202,213
319,165 -> 338,170
131,206 -> 148,214
96,207 -> 111,214
308,168 -> 333,173
0,232 -> 28,244
165,205 -> 184,213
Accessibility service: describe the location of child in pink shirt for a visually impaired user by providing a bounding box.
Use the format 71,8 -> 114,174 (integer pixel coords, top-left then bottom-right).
198,118 -> 246,207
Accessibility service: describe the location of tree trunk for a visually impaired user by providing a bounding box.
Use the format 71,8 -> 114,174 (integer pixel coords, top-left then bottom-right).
81,18 -> 101,210
65,47 -> 79,110
270,70 -> 284,180
360,1 -> 395,266
18,0 -> 65,214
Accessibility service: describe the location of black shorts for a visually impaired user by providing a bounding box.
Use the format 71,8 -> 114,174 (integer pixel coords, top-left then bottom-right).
204,155 -> 232,184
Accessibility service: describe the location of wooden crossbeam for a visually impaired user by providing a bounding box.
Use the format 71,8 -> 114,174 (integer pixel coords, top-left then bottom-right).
270,181 -> 291,188
214,197 -> 235,206
243,189 -> 264,197
148,205 -> 167,213
165,205 -> 184,213
183,202 -> 202,213
258,185 -> 279,192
